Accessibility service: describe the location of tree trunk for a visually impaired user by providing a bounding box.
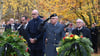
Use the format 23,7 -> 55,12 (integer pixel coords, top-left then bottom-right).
87,12 -> 92,27
79,0 -> 89,27
0,0 -> 3,20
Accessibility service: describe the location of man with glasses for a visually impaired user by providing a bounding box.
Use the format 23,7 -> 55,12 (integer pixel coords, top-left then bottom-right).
39,14 -> 65,56
26,10 -> 44,56
72,19 -> 91,39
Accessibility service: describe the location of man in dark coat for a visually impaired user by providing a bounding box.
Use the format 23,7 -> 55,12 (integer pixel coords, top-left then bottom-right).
5,18 -> 18,31
39,14 -> 65,56
26,10 -> 44,56
90,23 -> 98,53
39,16 -> 46,55
15,19 -> 20,28
72,19 -> 91,39
17,16 -> 28,41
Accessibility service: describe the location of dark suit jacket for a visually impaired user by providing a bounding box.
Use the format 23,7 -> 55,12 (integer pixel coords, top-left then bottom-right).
15,23 -> 20,28
18,24 -> 28,41
90,27 -> 98,43
26,16 -> 44,50
5,23 -> 18,31
72,27 -> 91,39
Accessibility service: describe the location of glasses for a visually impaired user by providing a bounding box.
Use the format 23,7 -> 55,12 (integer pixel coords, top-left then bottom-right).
32,14 -> 36,15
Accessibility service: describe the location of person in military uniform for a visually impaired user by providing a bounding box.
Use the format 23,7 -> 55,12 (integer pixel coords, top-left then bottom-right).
39,14 -> 65,56
90,23 -> 98,53
26,10 -> 44,56
72,19 -> 91,39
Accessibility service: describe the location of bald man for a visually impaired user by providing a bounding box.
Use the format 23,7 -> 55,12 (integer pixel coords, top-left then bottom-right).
26,10 -> 44,56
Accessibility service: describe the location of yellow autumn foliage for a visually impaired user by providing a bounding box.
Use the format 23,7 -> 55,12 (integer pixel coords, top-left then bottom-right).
1,0 -> 100,26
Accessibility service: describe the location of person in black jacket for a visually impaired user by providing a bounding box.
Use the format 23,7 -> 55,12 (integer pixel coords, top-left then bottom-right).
5,18 -> 18,31
72,19 -> 91,39
90,23 -> 98,53
17,16 -> 28,41
26,10 -> 44,56
15,19 -> 20,28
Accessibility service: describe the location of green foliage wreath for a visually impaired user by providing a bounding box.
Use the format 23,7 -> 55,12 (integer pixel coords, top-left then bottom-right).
0,30 -> 29,56
57,34 -> 93,56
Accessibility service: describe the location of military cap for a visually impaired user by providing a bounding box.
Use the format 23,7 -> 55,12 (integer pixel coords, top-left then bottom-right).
50,13 -> 57,18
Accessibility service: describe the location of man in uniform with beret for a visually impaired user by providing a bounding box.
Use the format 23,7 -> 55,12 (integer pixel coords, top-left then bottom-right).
39,14 -> 65,56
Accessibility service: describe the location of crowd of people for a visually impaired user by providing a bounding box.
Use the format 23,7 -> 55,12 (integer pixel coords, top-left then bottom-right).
1,9 -> 99,56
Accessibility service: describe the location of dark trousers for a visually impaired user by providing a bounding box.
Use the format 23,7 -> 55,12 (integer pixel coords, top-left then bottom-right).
92,41 -> 98,53
30,49 -> 44,56
91,37 -> 98,53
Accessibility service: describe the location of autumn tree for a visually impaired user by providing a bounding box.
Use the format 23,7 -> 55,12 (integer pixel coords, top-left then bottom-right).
73,0 -> 99,27
0,0 -> 3,20
1,0 -> 100,27
36,0 -> 99,27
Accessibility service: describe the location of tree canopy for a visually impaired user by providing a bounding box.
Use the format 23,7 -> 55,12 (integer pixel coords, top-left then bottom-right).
0,0 -> 100,27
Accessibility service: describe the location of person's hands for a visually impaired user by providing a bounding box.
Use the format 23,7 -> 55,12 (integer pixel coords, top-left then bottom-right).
41,17 -> 50,26
30,38 -> 36,44
45,38 -> 48,44
64,28 -> 66,31
43,17 -> 50,23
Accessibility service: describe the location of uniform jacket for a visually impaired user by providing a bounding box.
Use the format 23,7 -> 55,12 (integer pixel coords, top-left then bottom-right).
39,22 -> 65,44
39,22 -> 65,56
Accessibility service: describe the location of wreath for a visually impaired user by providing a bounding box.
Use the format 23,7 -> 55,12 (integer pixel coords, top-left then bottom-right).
0,30 -> 29,56
57,33 -> 93,56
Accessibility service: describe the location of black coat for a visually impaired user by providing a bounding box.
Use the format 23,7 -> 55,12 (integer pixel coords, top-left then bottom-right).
72,27 -> 91,39
16,23 -> 20,28
26,17 -> 44,50
5,23 -> 18,31
18,24 -> 28,41
90,27 -> 98,43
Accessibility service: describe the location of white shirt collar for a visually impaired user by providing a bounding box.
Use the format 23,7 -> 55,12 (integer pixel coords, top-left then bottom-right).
24,22 -> 28,29
78,27 -> 83,30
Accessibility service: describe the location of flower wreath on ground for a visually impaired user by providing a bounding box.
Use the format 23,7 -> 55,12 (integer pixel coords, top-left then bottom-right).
0,30 -> 29,56
56,33 -> 93,56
